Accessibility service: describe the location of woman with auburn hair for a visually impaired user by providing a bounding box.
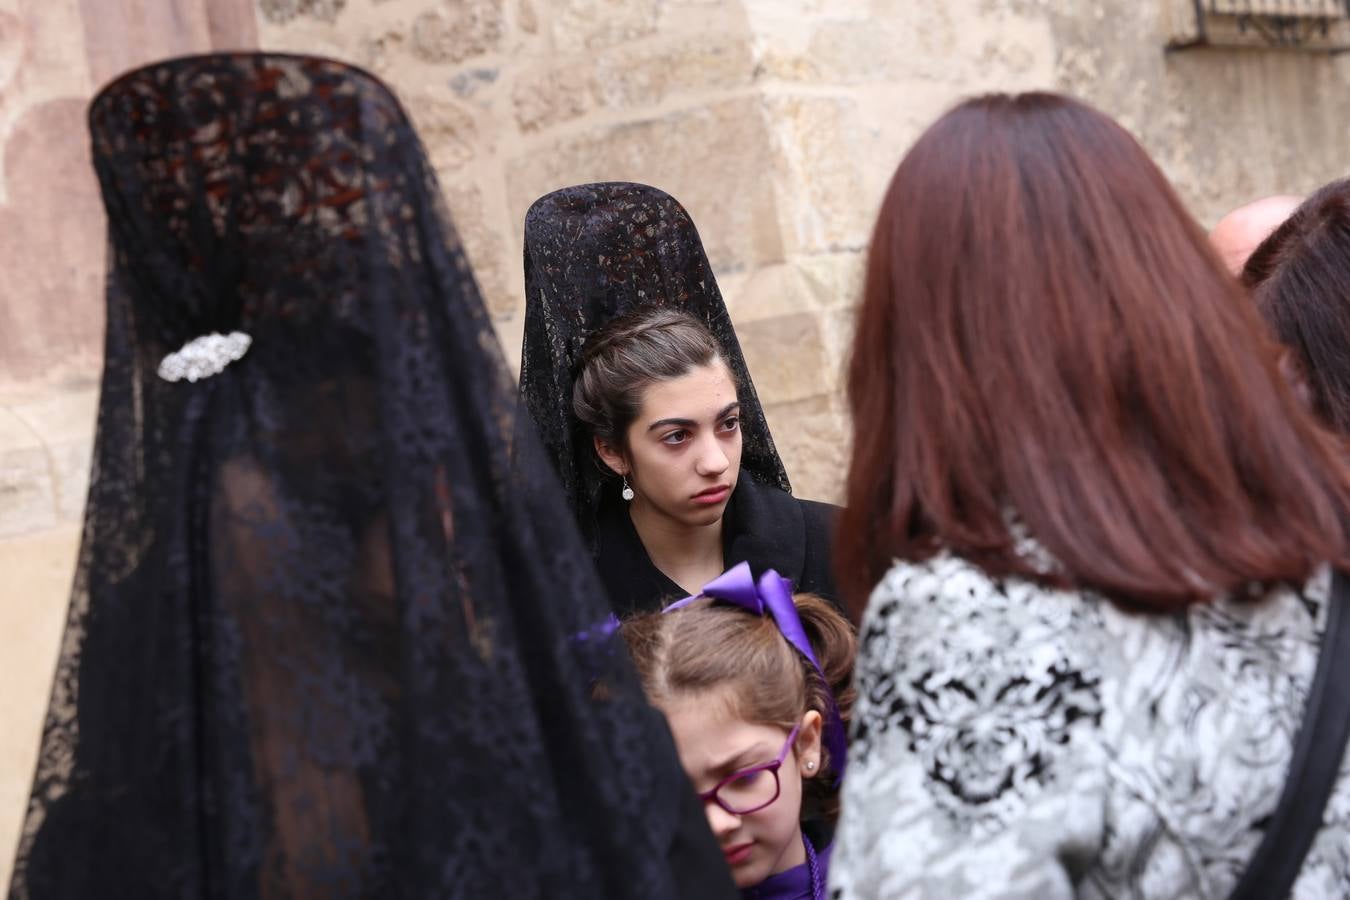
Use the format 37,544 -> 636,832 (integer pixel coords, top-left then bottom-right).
830,93 -> 1350,898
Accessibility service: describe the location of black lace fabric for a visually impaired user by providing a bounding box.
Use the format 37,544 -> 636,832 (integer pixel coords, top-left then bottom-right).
518,183 -> 792,542
9,54 -> 732,900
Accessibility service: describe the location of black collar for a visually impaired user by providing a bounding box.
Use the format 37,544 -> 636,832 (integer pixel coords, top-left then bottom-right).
593,474 -> 808,616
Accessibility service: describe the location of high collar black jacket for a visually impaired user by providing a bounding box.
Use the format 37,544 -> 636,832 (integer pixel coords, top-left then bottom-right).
594,473 -> 841,616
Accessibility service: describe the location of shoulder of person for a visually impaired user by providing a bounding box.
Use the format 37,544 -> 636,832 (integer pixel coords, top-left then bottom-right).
795,495 -> 839,529
833,556 -> 1111,898
852,554 -> 1111,818
862,554 -> 1107,673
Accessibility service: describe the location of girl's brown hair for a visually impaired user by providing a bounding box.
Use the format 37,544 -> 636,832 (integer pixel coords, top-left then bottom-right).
837,92 -> 1350,617
622,593 -> 855,822
573,307 -> 724,452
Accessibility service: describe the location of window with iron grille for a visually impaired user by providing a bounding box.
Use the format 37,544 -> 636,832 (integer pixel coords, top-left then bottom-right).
1164,0 -> 1350,50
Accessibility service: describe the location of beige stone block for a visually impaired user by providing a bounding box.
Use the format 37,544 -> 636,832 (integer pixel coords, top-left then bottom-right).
47,440 -> 92,522
402,89 -> 478,171
796,251 -> 865,309
738,311 -> 830,407
506,97 -> 785,277
550,0 -> 659,51
801,19 -> 909,84
492,313 -> 525,376
8,386 -> 98,448
0,10 -> 21,100
510,33 -> 754,134
0,406 -> 55,538
258,0 -> 348,26
820,305 -> 858,387
0,522 -> 81,890
591,31 -> 755,110
764,95 -> 871,256
754,47 -> 820,83
0,97 -> 105,384
0,405 -> 39,453
754,0 -> 1054,92
511,62 -> 597,133
724,262 -> 815,323
442,182 -> 514,319
8,387 -> 97,523
517,0 -> 539,34
0,445 -> 55,540
410,0 -> 505,65
760,393 -> 846,505
77,0 -> 257,86
743,0 -> 871,16
356,28 -> 411,78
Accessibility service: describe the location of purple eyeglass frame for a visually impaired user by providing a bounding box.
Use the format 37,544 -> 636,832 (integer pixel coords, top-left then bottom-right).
697,723 -> 802,816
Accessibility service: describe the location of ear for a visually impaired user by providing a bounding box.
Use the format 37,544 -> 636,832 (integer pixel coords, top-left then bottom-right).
1277,349 -> 1313,408
593,435 -> 628,477
795,709 -> 824,779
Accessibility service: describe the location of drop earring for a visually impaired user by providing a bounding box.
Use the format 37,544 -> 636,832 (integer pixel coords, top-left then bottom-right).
621,476 -> 635,501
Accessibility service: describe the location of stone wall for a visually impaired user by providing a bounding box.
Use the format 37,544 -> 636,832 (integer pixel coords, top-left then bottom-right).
6,0 -> 1350,883
254,0 -> 1350,502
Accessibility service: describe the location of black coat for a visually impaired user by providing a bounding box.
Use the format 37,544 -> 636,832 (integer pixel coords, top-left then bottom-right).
594,473 -> 841,615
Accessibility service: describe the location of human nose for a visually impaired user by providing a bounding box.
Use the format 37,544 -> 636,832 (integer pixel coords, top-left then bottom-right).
704,798 -> 741,838
694,435 -> 729,477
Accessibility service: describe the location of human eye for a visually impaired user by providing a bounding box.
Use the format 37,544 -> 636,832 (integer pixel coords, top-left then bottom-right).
661,430 -> 689,446
719,416 -> 740,433
719,764 -> 778,811
728,767 -> 763,787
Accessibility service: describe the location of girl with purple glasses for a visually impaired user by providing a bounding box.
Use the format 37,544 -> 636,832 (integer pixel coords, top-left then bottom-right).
621,563 -> 856,900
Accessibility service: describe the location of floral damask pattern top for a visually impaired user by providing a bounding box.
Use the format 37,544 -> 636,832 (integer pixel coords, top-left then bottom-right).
830,554 -> 1350,899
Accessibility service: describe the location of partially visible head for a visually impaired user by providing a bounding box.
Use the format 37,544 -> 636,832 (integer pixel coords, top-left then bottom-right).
622,593 -> 854,887
1210,194 -> 1303,275
838,91 -> 1350,615
573,308 -> 742,526
1242,179 -> 1350,433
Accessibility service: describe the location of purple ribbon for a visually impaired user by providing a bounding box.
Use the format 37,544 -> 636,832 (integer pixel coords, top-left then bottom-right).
665,561 -> 847,782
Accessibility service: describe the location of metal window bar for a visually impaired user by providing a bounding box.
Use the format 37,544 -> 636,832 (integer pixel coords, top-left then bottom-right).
1173,0 -> 1350,50
1208,0 -> 1345,16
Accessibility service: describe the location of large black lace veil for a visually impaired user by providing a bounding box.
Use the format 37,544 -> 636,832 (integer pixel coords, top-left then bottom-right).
518,183 -> 792,540
9,54 -> 733,900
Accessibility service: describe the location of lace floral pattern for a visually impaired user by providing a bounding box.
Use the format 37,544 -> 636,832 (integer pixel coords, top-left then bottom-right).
9,53 -> 728,900
831,554 -> 1349,899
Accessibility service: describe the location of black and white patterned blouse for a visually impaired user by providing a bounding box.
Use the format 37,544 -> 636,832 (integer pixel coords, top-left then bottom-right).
830,554 -> 1350,899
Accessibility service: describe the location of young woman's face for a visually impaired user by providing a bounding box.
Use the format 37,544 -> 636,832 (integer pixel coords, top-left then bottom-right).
599,361 -> 743,527
662,693 -> 822,888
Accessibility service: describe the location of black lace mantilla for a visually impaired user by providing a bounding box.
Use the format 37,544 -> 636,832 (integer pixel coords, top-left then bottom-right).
8,53 -> 732,900
517,182 -> 791,544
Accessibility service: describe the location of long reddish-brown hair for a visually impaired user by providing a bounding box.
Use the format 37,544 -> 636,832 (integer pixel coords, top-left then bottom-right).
837,92 -> 1350,617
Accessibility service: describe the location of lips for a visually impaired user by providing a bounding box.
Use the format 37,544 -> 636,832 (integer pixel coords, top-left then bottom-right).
692,484 -> 732,505
722,842 -> 754,866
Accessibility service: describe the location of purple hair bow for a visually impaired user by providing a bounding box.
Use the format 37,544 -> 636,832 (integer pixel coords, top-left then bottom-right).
665,561 -> 847,782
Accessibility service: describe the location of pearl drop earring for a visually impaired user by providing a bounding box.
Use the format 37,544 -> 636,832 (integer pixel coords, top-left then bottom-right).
621,476 -> 635,501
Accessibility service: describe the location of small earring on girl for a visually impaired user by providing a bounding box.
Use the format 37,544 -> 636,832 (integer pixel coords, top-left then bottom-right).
622,475 -> 635,501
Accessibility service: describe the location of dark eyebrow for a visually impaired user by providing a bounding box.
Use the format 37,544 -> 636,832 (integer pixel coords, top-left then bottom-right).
645,402 -> 741,433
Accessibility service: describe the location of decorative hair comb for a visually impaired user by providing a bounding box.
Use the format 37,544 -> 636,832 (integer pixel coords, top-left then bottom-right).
157,331 -> 252,383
